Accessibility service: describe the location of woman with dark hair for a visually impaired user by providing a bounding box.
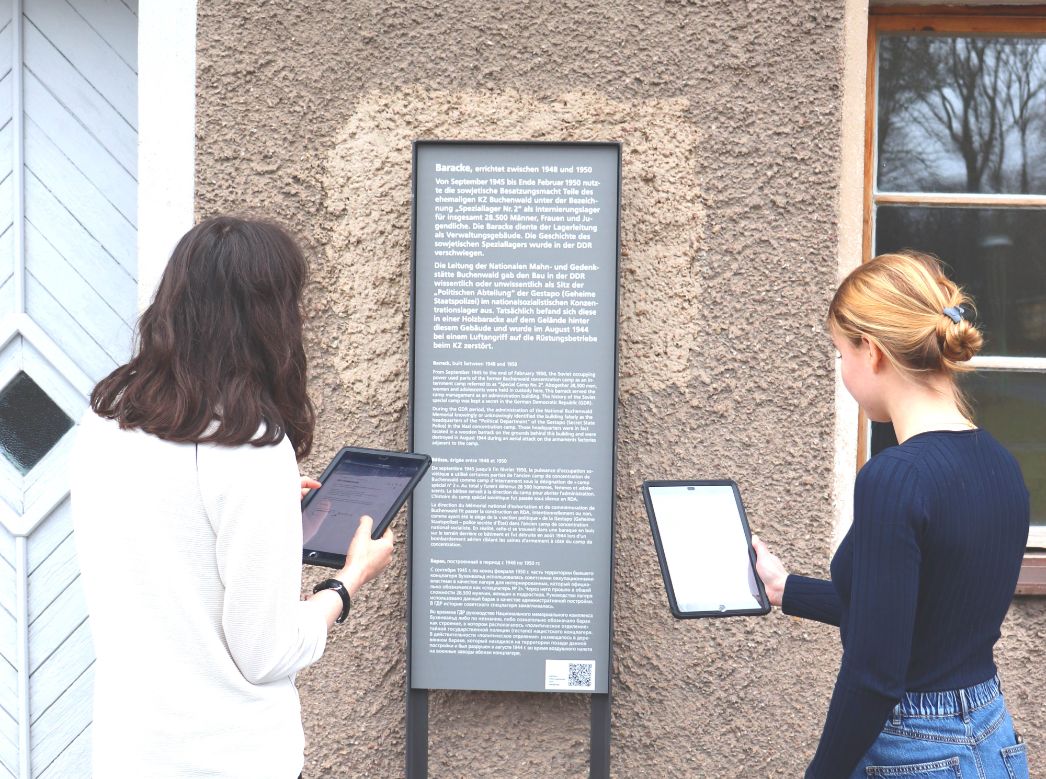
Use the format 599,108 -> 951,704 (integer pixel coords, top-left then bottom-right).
71,216 -> 393,778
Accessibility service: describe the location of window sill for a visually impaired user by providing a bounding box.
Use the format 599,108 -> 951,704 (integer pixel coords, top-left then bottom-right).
1015,553 -> 1046,597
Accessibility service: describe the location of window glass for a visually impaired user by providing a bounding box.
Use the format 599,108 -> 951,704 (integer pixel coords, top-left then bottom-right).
878,34 -> 1046,194
961,371 -> 1046,528
876,206 -> 1046,358
0,371 -> 74,474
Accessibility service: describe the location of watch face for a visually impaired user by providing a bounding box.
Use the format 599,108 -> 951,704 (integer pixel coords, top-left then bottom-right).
315,578 -> 343,594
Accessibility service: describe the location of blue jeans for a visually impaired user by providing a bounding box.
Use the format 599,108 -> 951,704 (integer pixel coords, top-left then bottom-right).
853,676 -> 1029,778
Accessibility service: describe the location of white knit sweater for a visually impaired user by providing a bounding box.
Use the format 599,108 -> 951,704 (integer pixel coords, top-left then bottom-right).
71,412 -> 327,778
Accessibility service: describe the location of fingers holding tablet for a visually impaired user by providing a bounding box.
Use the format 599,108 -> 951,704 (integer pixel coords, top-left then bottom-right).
339,515 -> 395,596
300,477 -> 322,499
751,535 -> 788,608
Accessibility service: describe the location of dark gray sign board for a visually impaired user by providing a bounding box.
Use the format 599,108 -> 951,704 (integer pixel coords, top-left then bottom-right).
407,140 -> 620,776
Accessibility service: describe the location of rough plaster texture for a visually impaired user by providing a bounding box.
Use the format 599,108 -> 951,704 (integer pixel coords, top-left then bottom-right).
321,88 -> 704,410
195,1 -> 1045,776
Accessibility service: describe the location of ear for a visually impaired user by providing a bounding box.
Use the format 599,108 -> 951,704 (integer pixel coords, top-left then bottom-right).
861,336 -> 885,373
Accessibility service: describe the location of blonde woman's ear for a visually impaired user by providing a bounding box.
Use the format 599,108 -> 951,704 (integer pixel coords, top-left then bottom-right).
862,336 -> 885,372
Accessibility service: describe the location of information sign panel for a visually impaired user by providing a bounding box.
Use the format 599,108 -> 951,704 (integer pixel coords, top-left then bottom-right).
409,141 -> 620,694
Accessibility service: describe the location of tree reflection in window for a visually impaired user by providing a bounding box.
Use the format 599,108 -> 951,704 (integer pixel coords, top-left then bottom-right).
878,36 -> 1046,194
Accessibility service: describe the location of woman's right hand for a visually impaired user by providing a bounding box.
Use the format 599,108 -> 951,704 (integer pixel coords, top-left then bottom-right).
338,515 -> 395,597
751,534 -> 788,608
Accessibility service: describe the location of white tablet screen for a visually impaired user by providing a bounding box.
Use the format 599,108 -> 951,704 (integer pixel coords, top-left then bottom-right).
647,484 -> 763,613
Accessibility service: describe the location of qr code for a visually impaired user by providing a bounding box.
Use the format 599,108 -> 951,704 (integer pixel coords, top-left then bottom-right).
545,659 -> 595,690
568,662 -> 594,689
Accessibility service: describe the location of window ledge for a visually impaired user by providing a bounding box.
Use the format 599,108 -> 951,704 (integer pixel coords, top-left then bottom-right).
1015,553 -> 1046,597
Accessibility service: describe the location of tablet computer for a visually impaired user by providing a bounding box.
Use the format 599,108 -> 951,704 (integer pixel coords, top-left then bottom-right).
642,480 -> 770,619
302,446 -> 431,568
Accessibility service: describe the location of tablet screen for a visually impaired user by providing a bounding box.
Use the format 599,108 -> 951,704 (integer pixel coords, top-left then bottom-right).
646,483 -> 765,615
303,450 -> 426,556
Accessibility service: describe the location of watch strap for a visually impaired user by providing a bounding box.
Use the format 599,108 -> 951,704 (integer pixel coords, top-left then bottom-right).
313,578 -> 351,624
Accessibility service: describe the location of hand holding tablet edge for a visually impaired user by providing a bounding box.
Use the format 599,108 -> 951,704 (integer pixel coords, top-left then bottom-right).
751,534 -> 788,608
643,479 -> 772,619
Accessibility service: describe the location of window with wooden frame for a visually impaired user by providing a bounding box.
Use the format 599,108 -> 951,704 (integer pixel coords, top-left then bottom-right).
865,8 -> 1046,594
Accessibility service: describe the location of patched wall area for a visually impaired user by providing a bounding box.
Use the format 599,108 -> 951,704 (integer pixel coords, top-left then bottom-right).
194,2 -> 1045,777
320,88 -> 704,416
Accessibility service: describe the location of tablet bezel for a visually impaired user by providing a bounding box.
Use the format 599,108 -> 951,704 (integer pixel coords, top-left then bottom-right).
302,446 -> 432,568
642,479 -> 771,619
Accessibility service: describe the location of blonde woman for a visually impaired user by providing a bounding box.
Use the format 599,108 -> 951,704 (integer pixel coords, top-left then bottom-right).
754,251 -> 1030,778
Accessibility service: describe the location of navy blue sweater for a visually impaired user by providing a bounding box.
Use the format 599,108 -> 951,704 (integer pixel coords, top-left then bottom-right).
783,429 -> 1029,778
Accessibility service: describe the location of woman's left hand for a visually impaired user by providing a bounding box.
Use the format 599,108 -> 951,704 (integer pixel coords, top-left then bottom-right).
300,477 -> 321,499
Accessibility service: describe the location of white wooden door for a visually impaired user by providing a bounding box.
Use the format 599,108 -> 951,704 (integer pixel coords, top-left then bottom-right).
0,1 -> 137,776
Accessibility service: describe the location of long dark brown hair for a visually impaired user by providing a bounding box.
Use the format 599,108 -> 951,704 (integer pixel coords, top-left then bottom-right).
92,216 -> 315,459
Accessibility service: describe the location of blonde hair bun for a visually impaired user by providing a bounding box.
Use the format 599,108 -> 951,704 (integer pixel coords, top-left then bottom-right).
937,315 -> 983,365
828,251 -> 984,419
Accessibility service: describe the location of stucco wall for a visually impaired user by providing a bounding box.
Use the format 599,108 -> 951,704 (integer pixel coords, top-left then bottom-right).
194,2 -> 1045,776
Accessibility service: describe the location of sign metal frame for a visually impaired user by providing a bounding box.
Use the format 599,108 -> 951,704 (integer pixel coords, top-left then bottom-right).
406,139 -> 621,778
